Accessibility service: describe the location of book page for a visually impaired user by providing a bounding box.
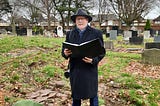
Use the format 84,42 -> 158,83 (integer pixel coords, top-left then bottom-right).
63,42 -> 80,46
80,38 -> 99,46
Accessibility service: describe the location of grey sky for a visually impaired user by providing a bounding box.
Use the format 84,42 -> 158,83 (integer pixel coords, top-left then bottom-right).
144,7 -> 160,19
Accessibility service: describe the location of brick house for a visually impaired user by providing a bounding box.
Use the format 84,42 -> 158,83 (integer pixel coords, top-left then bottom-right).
152,15 -> 160,30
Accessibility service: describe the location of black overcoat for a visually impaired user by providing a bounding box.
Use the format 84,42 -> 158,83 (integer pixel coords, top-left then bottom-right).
62,25 -> 105,99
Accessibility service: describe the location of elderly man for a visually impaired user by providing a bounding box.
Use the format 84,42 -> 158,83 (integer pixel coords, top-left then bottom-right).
62,8 -> 105,106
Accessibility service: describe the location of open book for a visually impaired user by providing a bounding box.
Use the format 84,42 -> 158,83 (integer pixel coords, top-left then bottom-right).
63,38 -> 105,58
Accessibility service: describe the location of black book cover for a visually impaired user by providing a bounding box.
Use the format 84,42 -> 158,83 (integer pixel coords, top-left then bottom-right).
63,38 -> 105,58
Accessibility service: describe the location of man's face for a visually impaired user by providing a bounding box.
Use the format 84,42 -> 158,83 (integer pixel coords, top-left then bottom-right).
75,16 -> 88,30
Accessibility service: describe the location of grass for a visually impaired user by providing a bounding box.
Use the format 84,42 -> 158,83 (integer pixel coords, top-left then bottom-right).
99,36 -> 159,105
0,35 -> 159,106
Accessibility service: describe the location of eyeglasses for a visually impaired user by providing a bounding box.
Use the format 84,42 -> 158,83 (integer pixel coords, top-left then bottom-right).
76,17 -> 87,21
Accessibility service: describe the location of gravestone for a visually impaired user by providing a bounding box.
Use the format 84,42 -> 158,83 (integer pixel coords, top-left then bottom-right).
123,30 -> 132,41
156,30 -> 158,35
158,30 -> 160,35
112,26 -> 118,30
143,31 -> 150,39
154,36 -> 160,42
130,26 -> 137,31
104,41 -> 114,49
106,33 -> 109,38
131,31 -> 138,37
129,36 -> 143,45
118,29 -> 123,35
153,30 -> 156,37
106,27 -> 110,33
142,49 -> 160,64
0,29 -> 7,34
145,42 -> 160,49
57,26 -> 63,37
27,28 -> 32,36
150,29 -> 156,37
16,27 -> 27,36
109,30 -> 117,40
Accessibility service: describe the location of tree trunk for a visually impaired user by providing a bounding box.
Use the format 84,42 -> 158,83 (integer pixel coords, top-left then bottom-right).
47,14 -> 51,31
11,18 -> 16,35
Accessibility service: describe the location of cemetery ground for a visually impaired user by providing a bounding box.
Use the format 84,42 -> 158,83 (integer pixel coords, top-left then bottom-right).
0,35 -> 160,106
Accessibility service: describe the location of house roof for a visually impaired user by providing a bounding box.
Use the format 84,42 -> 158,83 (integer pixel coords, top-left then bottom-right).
106,14 -> 118,20
14,16 -> 30,27
92,14 -> 118,22
36,15 -> 58,22
0,19 -> 7,23
153,15 -> 160,21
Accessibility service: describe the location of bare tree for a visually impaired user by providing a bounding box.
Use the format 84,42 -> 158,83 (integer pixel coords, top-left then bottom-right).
18,0 -> 55,31
98,0 -> 110,14
108,0 -> 155,28
53,0 -> 68,30
8,0 -> 24,35
17,0 -> 41,22
0,0 -> 12,17
95,0 -> 111,25
38,0 -> 54,30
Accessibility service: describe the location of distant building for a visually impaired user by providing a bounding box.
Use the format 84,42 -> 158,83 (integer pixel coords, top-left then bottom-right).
152,15 -> 160,30
0,19 -> 10,27
37,15 -> 60,27
91,13 -> 160,31
1,14 -> 160,33
92,13 -> 119,32
153,15 -> 160,24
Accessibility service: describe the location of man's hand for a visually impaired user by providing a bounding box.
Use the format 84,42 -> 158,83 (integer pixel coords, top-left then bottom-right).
82,57 -> 93,64
64,48 -> 72,57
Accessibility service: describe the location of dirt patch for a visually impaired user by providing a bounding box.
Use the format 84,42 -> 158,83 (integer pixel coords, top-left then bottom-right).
3,47 -> 46,58
123,61 -> 160,79
0,90 -> 4,106
99,57 -> 108,66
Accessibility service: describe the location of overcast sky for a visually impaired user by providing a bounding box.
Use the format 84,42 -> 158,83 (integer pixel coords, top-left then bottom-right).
91,4 -> 160,20
2,5 -> 160,21
144,7 -> 160,19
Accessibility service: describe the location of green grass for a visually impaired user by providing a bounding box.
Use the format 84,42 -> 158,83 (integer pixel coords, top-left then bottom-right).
0,35 -> 159,106
99,50 -> 159,105
98,40 -> 159,105
99,97 -> 105,105
0,36 -> 64,53
0,35 -> 65,86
